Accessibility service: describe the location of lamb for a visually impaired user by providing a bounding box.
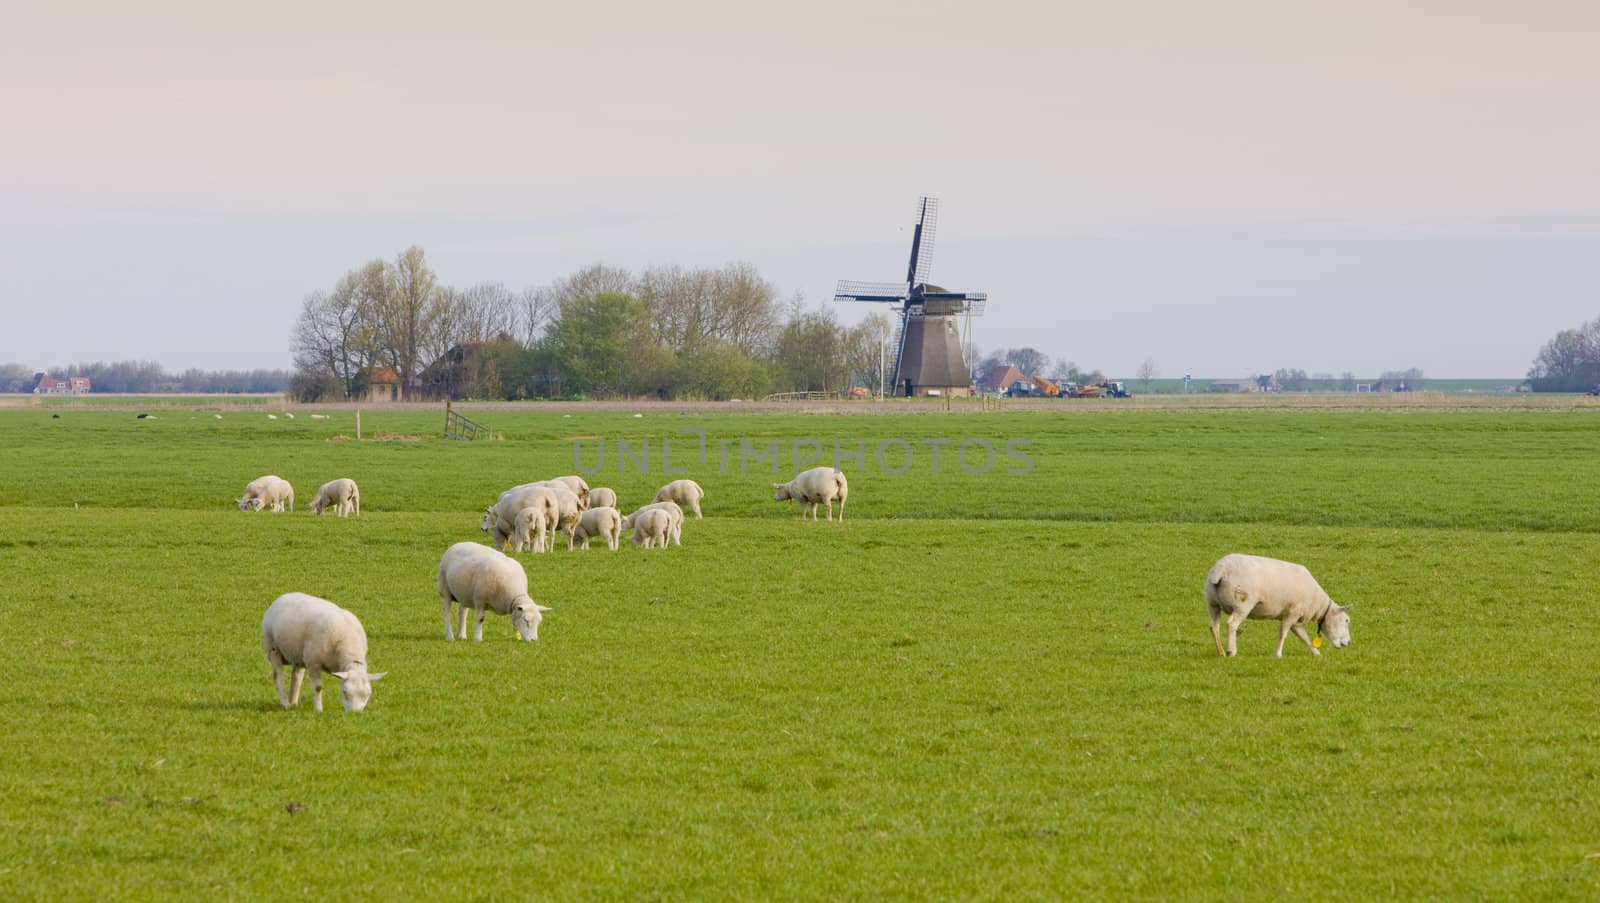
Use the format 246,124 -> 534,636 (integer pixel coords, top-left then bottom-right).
588,487 -> 618,510
511,504 -> 554,554
653,479 -> 705,518
630,507 -> 672,548
571,506 -> 622,551
239,475 -> 294,512
308,478 -> 360,517
528,482 -> 584,548
620,501 -> 684,547
773,467 -> 848,521
1204,553 -> 1353,657
261,592 -> 386,712
437,541 -> 552,641
481,485 -> 561,552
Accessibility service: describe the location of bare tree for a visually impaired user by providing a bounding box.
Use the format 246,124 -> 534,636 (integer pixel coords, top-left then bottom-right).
1136,358 -> 1159,391
369,246 -> 442,393
290,271 -> 373,397
1010,347 -> 1050,377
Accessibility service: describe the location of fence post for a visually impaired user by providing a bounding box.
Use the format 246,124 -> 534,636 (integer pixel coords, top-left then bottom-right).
356,410 -> 362,441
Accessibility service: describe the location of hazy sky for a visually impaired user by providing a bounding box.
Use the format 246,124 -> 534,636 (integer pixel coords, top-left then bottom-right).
3,0 -> 1597,377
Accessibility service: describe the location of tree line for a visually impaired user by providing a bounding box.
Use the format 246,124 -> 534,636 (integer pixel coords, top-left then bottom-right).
0,360 -> 290,394
1528,313 -> 1600,392
290,247 -> 894,401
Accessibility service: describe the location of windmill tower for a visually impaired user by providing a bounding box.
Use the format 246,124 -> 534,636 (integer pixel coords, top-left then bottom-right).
834,197 -> 986,397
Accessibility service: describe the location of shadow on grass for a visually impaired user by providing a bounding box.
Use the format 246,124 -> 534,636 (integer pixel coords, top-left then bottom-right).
170,698 -> 285,713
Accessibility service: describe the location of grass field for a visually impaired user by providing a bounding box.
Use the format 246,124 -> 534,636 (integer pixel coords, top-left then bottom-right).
3,403 -> 1599,899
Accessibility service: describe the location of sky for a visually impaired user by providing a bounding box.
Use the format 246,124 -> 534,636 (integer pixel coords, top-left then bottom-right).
2,0 -> 1597,378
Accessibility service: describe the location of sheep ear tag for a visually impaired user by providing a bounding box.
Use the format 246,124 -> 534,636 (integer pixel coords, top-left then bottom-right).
1312,635 -> 1323,649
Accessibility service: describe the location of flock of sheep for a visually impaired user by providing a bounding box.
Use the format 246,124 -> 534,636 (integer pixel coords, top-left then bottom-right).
245,460 -> 1355,713
245,464 -> 855,712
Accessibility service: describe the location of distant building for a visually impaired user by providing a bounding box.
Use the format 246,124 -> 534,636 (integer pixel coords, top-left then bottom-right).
978,364 -> 1026,394
1207,382 -> 1242,393
363,367 -> 403,402
31,373 -> 91,395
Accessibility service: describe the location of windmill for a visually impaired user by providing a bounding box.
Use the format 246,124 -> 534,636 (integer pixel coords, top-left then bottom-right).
834,197 -> 986,397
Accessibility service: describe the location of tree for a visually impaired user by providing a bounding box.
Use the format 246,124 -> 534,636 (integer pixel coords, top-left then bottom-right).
369,246 -> 443,395
290,271 -> 373,398
1273,368 -> 1309,392
1528,319 -> 1600,392
1340,371 -> 1357,392
773,303 -> 849,393
1136,359 -> 1159,392
0,362 -> 36,393
1009,347 -> 1050,377
1050,360 -> 1103,385
549,291 -> 661,397
1379,368 -> 1425,390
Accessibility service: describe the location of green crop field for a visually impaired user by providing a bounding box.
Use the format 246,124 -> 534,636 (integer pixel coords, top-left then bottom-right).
2,402 -> 1599,900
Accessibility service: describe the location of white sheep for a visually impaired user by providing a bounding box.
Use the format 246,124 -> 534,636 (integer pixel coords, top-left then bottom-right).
261,592 -> 386,712
548,475 -> 591,509
773,467 -> 848,521
620,500 -> 684,547
653,479 -> 705,518
239,475 -> 294,512
630,507 -> 672,548
1204,553 -> 1353,657
437,541 -> 552,641
588,487 -> 619,510
309,478 -> 360,517
481,485 -> 561,552
528,482 -> 583,548
511,504 -> 554,554
572,506 -> 622,551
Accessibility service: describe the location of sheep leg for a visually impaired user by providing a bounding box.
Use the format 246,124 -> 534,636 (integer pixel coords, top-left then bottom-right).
838,497 -> 845,522
1274,619 -> 1294,657
289,666 -> 306,706
441,595 -> 457,641
1225,611 -> 1249,656
691,499 -> 702,518
457,604 -> 470,639
474,605 -> 486,642
825,498 -> 834,521
267,649 -> 290,708
310,668 -> 323,712
1207,603 -> 1225,657
1291,623 -> 1320,656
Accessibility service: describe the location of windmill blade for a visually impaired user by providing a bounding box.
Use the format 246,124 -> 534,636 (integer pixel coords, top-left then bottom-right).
904,197 -> 939,285
834,279 -> 910,302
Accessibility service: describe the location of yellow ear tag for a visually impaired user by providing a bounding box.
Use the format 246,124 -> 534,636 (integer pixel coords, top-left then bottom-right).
1312,635 -> 1323,649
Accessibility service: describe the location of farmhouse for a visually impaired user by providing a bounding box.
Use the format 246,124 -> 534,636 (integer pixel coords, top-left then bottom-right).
978,364 -> 1025,395
31,373 -> 91,395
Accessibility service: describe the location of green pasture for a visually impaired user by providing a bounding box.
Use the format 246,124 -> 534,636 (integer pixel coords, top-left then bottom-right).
2,404 -> 1598,899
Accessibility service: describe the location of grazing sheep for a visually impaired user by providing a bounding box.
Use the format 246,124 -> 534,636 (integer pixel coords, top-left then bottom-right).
511,504 -> 554,554
620,501 -> 684,547
773,467 -> 848,521
481,485 -> 561,552
588,487 -> 618,510
1204,553 -> 1353,658
548,475 -> 591,509
437,541 -> 551,641
261,592 -> 386,712
527,482 -> 583,548
630,508 -> 672,548
309,478 -> 360,517
239,475 -> 294,513
572,506 -> 622,551
653,479 -> 705,518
